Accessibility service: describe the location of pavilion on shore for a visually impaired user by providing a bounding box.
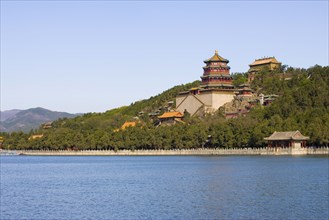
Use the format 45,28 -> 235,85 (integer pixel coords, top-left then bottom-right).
264,130 -> 309,148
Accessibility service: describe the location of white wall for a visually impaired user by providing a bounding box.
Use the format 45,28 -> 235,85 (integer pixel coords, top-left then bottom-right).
176,90 -> 235,116
211,92 -> 235,110
176,94 -> 204,115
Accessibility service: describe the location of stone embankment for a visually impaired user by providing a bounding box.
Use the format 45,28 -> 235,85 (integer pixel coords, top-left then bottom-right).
14,147 -> 329,156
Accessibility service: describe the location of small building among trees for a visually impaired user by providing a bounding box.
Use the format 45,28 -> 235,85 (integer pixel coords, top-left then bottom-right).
264,130 -> 309,148
236,83 -> 253,97
157,111 -> 184,126
28,134 -> 44,141
248,57 -> 281,82
114,121 -> 137,132
42,122 -> 53,129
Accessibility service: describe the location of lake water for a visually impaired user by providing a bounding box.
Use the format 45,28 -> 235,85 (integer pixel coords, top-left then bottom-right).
0,156 -> 328,220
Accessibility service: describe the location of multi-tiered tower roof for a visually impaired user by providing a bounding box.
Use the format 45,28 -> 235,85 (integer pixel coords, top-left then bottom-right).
176,50 -> 236,116
200,50 -> 234,90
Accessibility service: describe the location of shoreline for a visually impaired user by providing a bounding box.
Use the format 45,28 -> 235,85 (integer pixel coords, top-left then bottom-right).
3,147 -> 328,156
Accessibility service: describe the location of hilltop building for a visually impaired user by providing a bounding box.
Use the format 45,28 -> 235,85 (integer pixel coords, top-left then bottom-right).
259,94 -> 279,106
237,83 -> 253,97
264,130 -> 309,148
42,122 -> 53,129
176,51 -> 235,116
248,57 -> 281,82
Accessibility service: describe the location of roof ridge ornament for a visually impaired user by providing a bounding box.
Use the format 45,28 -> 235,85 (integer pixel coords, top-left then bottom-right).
215,50 -> 218,54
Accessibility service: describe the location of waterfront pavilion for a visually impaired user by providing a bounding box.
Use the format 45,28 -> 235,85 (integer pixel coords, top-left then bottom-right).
264,130 -> 309,148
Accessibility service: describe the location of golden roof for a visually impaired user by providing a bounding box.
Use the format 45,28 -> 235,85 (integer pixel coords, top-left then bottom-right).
249,57 -> 281,66
189,87 -> 199,91
204,50 -> 228,63
29,134 -> 44,140
121,121 -> 137,129
158,111 -> 184,119
114,121 -> 137,132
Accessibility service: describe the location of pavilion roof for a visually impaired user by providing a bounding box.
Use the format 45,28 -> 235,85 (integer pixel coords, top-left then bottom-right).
204,50 -> 229,63
158,111 -> 184,119
29,134 -> 44,140
121,121 -> 137,129
113,121 -> 138,132
249,57 -> 281,66
189,87 -> 199,91
264,130 -> 309,141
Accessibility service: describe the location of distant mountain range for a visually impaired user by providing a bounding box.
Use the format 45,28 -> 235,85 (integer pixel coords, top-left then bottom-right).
0,107 -> 80,132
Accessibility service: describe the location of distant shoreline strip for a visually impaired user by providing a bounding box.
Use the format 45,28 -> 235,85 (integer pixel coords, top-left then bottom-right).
4,147 -> 329,156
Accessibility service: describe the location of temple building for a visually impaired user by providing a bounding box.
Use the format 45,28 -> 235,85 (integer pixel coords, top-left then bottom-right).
42,122 -> 53,129
248,57 -> 281,82
157,111 -> 184,126
237,83 -> 253,97
176,51 -> 235,116
264,130 -> 309,148
259,94 -> 279,106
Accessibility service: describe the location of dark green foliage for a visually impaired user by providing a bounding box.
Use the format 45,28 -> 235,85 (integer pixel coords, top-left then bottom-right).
231,72 -> 248,86
2,66 -> 329,150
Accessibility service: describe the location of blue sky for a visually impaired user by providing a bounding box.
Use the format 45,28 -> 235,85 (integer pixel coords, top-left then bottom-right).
1,1 -> 328,113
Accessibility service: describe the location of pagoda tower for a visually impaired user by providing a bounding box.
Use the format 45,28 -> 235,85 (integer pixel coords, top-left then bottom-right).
200,50 -> 234,90
176,50 -> 235,116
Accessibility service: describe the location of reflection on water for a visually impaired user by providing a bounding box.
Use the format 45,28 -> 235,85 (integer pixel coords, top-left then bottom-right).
1,156 -> 328,219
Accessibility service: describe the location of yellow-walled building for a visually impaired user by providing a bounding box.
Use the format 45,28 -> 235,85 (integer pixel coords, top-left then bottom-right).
248,57 -> 281,82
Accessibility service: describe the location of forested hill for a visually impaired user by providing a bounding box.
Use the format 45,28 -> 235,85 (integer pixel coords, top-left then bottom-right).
49,80 -> 201,132
2,65 -> 329,150
118,81 -> 201,116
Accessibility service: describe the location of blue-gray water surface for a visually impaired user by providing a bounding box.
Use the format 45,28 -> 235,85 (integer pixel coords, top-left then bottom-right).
0,156 -> 328,220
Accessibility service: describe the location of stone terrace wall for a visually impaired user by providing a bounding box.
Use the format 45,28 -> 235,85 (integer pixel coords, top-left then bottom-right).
16,147 -> 329,156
